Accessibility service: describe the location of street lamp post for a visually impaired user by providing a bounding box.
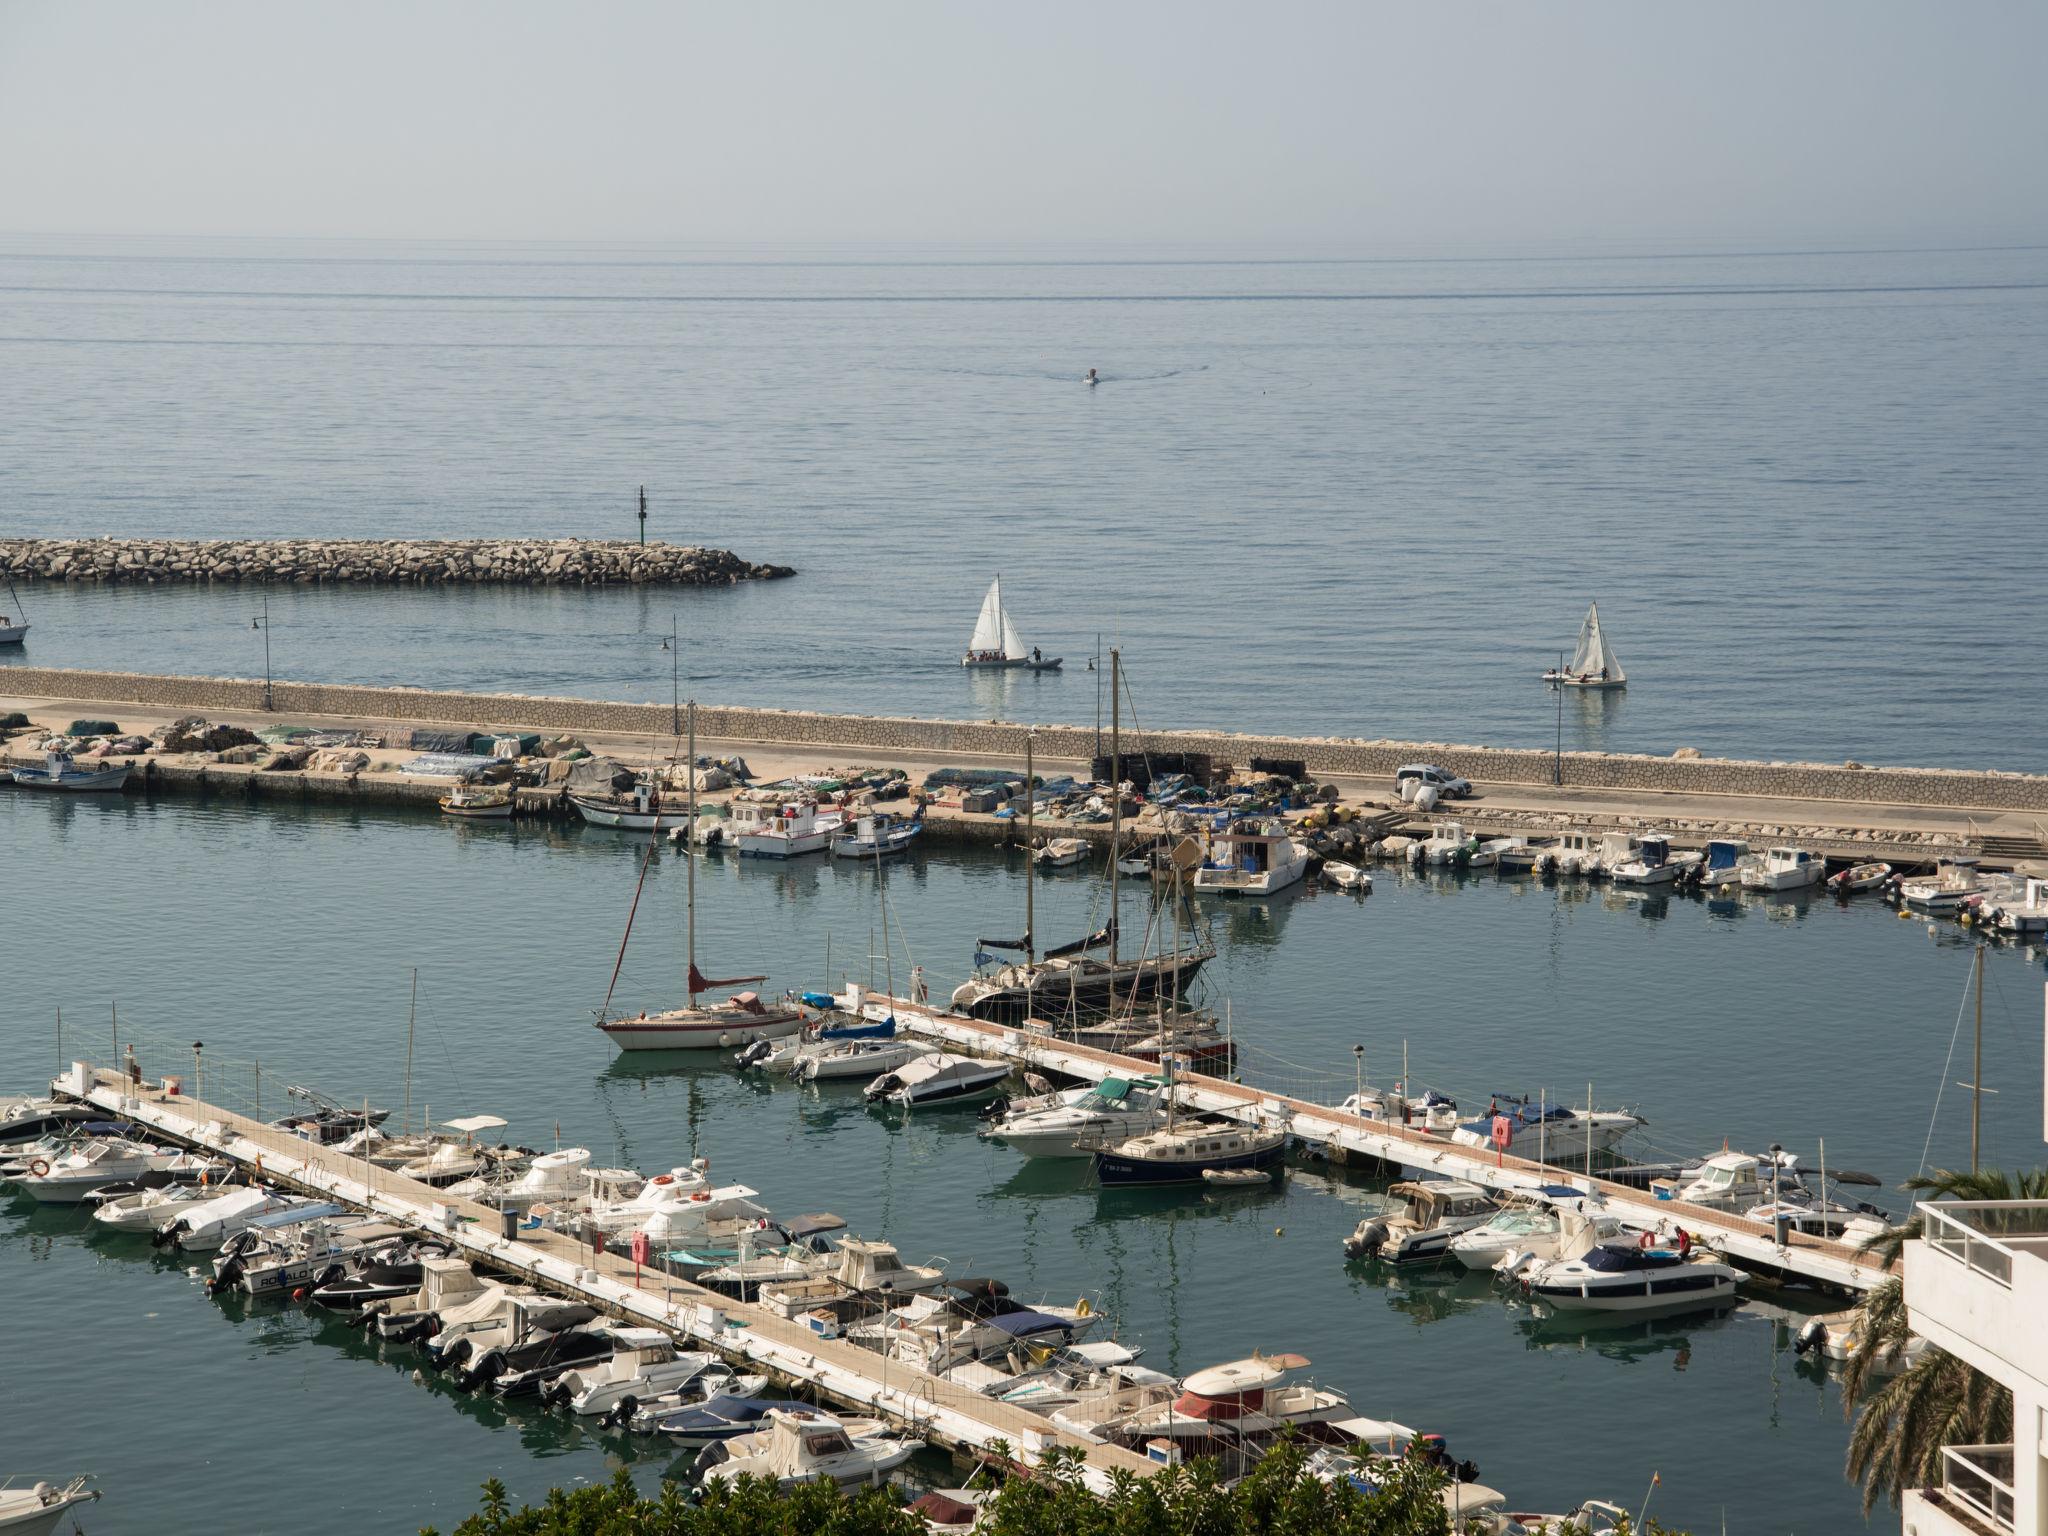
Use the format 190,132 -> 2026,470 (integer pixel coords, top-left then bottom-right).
638,485 -> 648,546
661,617 -> 680,735
251,596 -> 274,711
1553,651 -> 1564,787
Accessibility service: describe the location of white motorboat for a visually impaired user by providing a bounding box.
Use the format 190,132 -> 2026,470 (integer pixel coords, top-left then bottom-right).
1793,1308 -> 1930,1369
980,1074 -> 1173,1158
1411,821 -> 1477,868
1193,819 -> 1312,896
0,1478 -> 98,1536
800,1037 -> 924,1081
1984,875 -> 2048,935
1321,860 -> 1372,892
1652,1147 -> 1801,1210
1032,836 -> 1090,868
543,1331 -> 721,1416
8,749 -> 131,792
960,576 -> 1061,670
1542,602 -> 1627,689
749,1234 -> 947,1317
447,1145 -> 593,1210
1540,828 -> 1604,876
156,1188 -> 313,1252
829,811 -> 923,858
1741,845 -> 1825,892
1343,1178 -> 1498,1263
864,1053 -> 1010,1109
1899,852 -> 1983,911
91,1181 -> 234,1233
1445,1189 -> 1597,1273
1056,1351 -> 1366,1474
570,777 -> 678,830
1829,860 -> 1894,895
1692,837 -> 1755,887
1523,1230 -> 1742,1314
1611,832 -> 1689,886
698,1407 -> 920,1491
1448,1094 -> 1645,1164
583,1161 -> 742,1235
12,1137 -> 178,1203
0,582 -> 27,648
219,1215 -> 414,1296
731,799 -> 843,858
397,1115 -> 517,1187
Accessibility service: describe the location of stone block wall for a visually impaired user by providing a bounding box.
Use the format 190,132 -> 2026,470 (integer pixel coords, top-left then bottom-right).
5,665 -> 2045,811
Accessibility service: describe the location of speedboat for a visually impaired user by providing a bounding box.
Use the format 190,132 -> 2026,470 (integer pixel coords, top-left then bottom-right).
1793,1308 -> 1929,1369
397,1116 -> 519,1187
1523,1235 -> 1743,1315
611,1364 -> 772,1432
583,1160 -> 720,1233
12,1137 -> 179,1203
446,1145 -> 593,1211
696,1407 -> 918,1491
1691,837 -> 1755,888
799,1033 -> 926,1082
1342,1178 -> 1498,1263
8,749 -> 131,792
0,1099 -> 107,1150
543,1333 -> 722,1416
219,1216 -> 416,1297
1611,832 -> 1693,886
1446,1188 -> 1592,1272
829,811 -> 923,858
1093,1118 -> 1286,1187
852,1278 -> 1101,1367
864,1052 -> 1009,1109
480,1321 -> 624,1398
1195,819 -> 1312,896
1652,1147 -> 1801,1210
1741,845 -> 1825,892
156,1188 -> 314,1252
979,1075 -> 1172,1158
656,1393 -> 819,1450
91,1180 -> 236,1233
1448,1094 -> 1644,1163
1899,853 -> 1982,911
308,1241 -> 450,1310
0,1477 -> 98,1536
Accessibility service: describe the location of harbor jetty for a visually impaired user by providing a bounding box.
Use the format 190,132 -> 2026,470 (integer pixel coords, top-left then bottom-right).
0,537 -> 795,587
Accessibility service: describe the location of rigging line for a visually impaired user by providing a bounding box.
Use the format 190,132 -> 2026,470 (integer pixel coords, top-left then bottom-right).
599,812 -> 665,1024
1918,959 -> 1977,1178
412,972 -> 468,1111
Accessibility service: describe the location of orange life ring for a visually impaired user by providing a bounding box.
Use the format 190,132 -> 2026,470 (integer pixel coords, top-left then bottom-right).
689,1191 -> 711,1203
27,1157 -> 51,1178
652,1173 -> 675,1186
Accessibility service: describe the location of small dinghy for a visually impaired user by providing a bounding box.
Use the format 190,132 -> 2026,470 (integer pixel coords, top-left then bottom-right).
440,785 -> 513,819
1830,861 -> 1893,894
1033,837 -> 1089,868
1321,861 -> 1372,892
1202,1165 -> 1278,1190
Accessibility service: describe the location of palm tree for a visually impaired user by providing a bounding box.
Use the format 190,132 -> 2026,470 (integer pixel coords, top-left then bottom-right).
1841,1166 -> 2048,1511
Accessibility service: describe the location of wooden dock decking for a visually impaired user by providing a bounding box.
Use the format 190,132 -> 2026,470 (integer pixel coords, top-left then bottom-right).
868,999 -> 1890,1296
52,1062 -> 1156,1485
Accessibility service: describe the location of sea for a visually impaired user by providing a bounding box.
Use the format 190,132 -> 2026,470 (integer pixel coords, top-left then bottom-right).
2,236 -> 2045,769
4,238 -> 2048,1534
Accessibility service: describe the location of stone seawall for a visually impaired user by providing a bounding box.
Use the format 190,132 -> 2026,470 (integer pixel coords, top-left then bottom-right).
0,537 -> 794,586
4,665 -> 2046,812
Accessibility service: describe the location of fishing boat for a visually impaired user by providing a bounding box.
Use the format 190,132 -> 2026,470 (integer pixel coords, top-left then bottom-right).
1610,832 -> 1690,886
1829,860 -> 1894,894
1984,876 -> 2048,935
828,811 -> 922,858
7,749 -> 130,793
1690,837 -> 1755,888
696,1408 -> 918,1491
1193,818 -> 1312,896
570,777 -> 677,831
1740,845 -> 1825,891
440,785 -> 513,819
960,576 -> 1061,670
1542,602 -> 1627,689
1341,1178 -> 1498,1263
1899,852 -> 1983,911
731,799 -> 842,858
595,703 -> 805,1053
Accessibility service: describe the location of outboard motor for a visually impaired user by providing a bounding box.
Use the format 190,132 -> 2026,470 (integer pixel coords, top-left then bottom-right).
1793,1318 -> 1829,1357
599,1394 -> 638,1430
693,1441 -> 733,1478
863,1074 -> 902,1103
457,1348 -> 507,1392
734,1039 -> 775,1071
1344,1219 -> 1389,1260
979,1096 -> 1011,1124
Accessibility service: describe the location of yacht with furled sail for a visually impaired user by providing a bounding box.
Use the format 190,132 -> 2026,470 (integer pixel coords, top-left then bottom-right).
951,665 -> 1212,1026
594,701 -> 805,1053
960,575 -> 1061,669
1543,602 -> 1627,689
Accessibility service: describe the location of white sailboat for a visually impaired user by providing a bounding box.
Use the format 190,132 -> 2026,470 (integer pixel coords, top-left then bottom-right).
0,575 -> 28,646
960,576 -> 1061,670
1543,603 -> 1626,689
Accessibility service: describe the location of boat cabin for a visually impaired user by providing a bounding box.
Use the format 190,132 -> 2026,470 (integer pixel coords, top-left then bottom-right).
1762,847 -> 1816,876
1634,833 -> 1672,869
1702,838 -> 1750,874
1387,1178 -> 1496,1228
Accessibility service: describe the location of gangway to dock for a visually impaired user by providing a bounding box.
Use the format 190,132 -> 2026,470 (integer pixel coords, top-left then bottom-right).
871,997 -> 1888,1296
51,1060 -> 1155,1486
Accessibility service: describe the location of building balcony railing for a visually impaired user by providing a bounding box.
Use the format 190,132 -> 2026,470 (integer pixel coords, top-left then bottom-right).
1937,1444 -> 2016,1535
1918,1200 -> 2048,1288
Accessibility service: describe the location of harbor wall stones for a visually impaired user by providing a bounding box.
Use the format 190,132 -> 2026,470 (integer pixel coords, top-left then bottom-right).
0,537 -> 794,586
6,666 -> 2047,812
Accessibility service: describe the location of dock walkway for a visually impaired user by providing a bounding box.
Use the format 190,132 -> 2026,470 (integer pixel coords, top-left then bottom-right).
869,999 -> 1889,1296
53,1061 -> 1154,1484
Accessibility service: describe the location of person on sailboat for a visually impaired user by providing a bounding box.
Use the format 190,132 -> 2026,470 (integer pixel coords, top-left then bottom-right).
1032,647 -> 1041,664
1085,368 -> 1099,385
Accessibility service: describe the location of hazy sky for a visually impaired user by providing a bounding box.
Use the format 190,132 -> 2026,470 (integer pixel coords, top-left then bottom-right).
1,1 -> 2041,247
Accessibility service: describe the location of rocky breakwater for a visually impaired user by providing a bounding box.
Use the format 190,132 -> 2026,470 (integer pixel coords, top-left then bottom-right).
0,537 -> 795,587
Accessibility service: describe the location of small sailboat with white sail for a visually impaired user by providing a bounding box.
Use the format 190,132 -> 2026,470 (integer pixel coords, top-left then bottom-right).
960,576 -> 1061,670
1543,603 -> 1627,690
594,701 -> 804,1054
0,575 -> 29,646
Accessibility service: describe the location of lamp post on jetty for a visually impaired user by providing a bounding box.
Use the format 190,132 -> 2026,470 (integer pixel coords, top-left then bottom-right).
638,485 -> 648,546
660,617 -> 680,735
1553,651 -> 1564,787
251,596 -> 274,711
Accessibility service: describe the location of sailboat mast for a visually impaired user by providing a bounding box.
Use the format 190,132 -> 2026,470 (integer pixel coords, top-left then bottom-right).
686,700 -> 698,1002
1971,944 -> 1984,1173
1024,728 -> 1036,963
1109,648 -> 1121,969
404,968 -> 417,1134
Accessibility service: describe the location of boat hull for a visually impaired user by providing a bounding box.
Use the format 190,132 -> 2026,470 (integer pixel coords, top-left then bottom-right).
737,831 -> 830,858
441,799 -> 512,819
1094,1138 -> 1284,1187
961,657 -> 1062,670
9,764 -> 131,792
1528,1267 -> 1740,1314
571,797 -> 675,831
600,1009 -> 804,1052
0,623 -> 27,645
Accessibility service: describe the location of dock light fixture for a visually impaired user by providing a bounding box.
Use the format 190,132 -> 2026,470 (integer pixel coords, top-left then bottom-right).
1554,651 -> 1564,787
1353,1043 -> 1365,1111
638,485 -> 648,546
251,595 -> 274,711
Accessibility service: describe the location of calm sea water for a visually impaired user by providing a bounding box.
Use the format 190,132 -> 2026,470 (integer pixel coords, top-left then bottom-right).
2,237 -> 2045,770
5,789 -> 2045,1533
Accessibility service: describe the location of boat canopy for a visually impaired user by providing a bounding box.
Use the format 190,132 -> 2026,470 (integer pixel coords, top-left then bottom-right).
444,1115 -> 508,1135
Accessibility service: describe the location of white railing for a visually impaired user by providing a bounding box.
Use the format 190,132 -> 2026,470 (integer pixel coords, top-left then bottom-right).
1940,1444 -> 2016,1534
1918,1200 -> 2048,1288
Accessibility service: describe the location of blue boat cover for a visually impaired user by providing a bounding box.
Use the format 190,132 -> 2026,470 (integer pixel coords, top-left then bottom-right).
818,1016 -> 896,1043
984,1310 -> 1073,1338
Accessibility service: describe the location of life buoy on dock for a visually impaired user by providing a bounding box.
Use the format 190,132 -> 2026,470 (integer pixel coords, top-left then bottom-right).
27,1158 -> 50,1178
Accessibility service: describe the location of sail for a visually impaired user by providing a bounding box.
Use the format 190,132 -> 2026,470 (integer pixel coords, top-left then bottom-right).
969,579 -> 1006,653
1568,603 -> 1623,681
998,601 -> 1026,660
